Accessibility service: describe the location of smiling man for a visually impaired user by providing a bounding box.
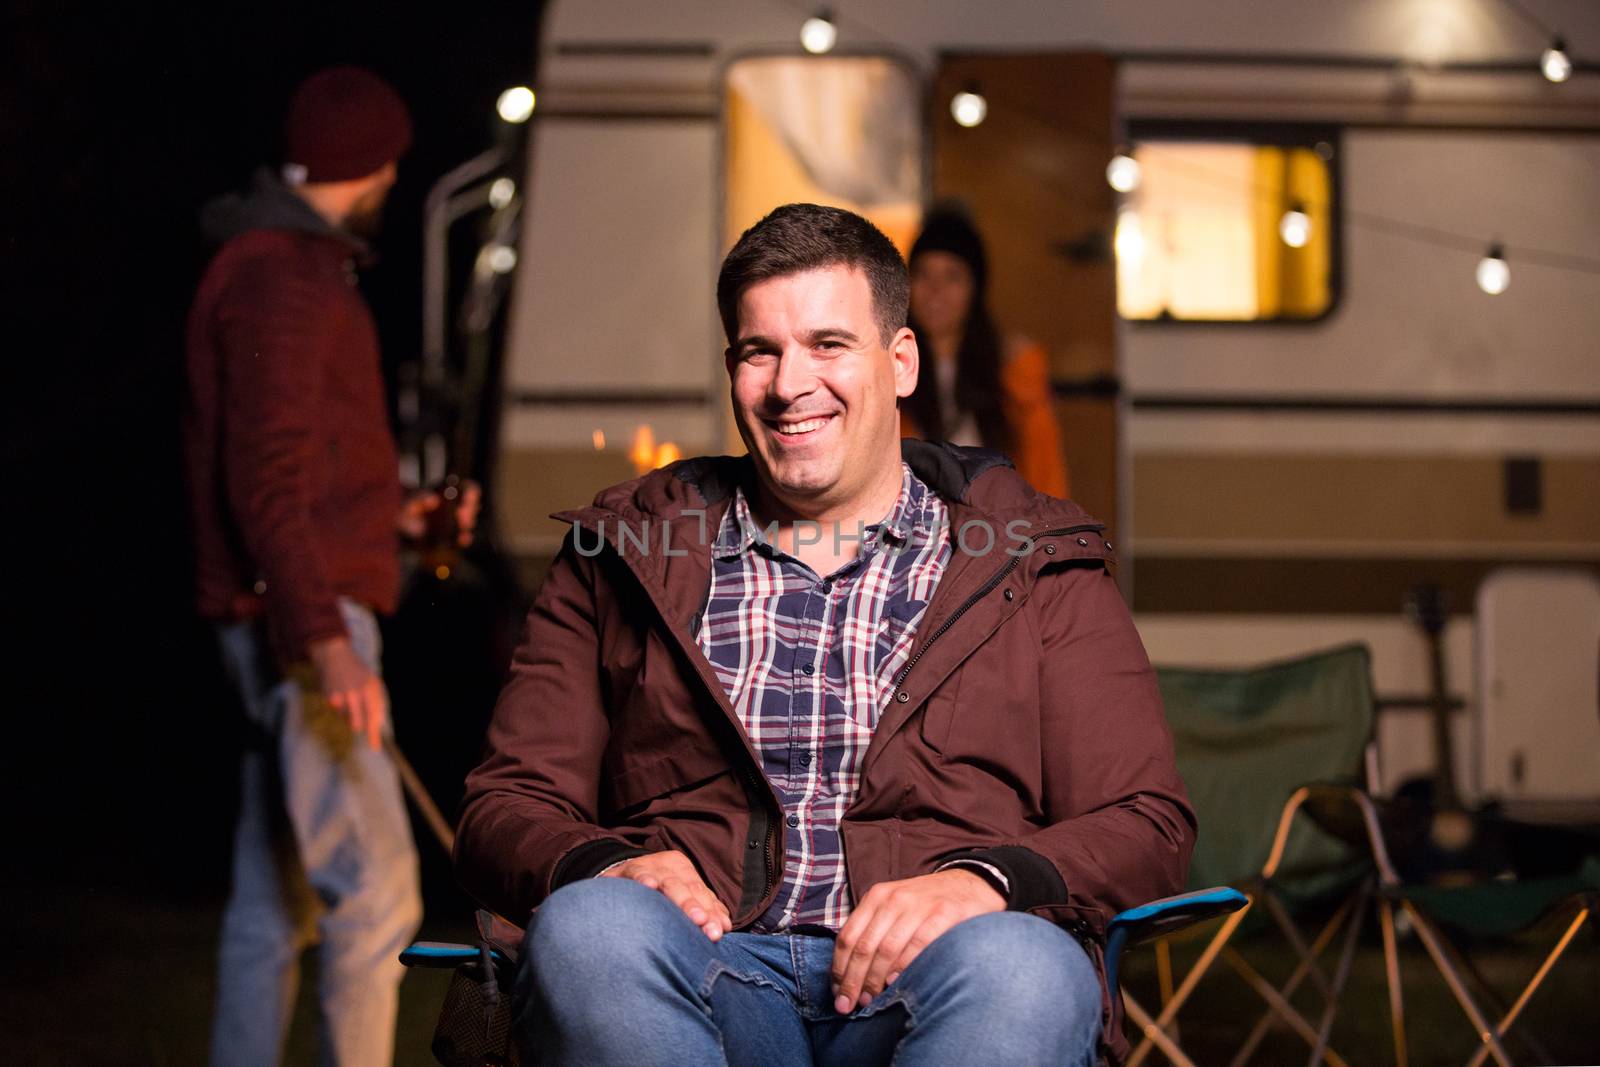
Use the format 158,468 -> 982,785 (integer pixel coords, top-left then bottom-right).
455,204 -> 1194,1066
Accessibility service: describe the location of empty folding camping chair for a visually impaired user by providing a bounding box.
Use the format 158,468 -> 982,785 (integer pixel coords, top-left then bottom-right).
1373,849 -> 1599,1067
1122,642 -> 1379,1067
1305,566 -> 1600,1067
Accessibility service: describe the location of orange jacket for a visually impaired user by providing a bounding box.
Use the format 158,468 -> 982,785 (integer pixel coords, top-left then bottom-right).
901,340 -> 1070,499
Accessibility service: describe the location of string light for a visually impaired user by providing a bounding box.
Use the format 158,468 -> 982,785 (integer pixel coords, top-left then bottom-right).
496,86 -> 536,123
800,10 -> 837,54
1476,243 -> 1511,294
488,178 -> 516,209
1541,37 -> 1573,82
773,0 -> 1600,290
950,86 -> 987,128
1106,150 -> 1142,193
486,245 -> 518,274
1279,203 -> 1312,248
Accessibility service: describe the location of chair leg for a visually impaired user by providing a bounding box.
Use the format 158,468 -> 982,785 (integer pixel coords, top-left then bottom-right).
1123,991 -> 1202,1067
1221,947 -> 1351,1067
1399,902 -> 1513,1067
1155,938 -> 1180,1046
1454,937 -> 1556,1066
1262,889 -> 1337,1002
1462,905 -> 1590,1067
1379,898 -> 1408,1067
1125,904 -> 1253,1067
1229,893 -> 1359,1067
1305,880 -> 1370,1067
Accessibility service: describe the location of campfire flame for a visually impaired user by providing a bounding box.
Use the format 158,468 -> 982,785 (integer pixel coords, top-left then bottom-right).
623,425 -> 681,474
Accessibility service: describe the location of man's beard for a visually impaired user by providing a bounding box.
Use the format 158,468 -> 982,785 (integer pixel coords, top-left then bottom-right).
343,201 -> 386,240
343,187 -> 390,240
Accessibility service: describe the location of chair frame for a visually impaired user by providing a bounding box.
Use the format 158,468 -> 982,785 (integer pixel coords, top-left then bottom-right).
1122,784 -> 1377,1067
1126,781 -> 1596,1067
1300,784 -> 1594,1067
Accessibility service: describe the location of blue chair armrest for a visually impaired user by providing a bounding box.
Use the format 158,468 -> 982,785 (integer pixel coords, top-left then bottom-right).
1104,887 -> 1249,996
400,941 -> 509,969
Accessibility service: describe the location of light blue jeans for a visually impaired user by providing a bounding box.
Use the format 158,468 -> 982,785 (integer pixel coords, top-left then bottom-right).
209,599 -> 422,1067
517,877 -> 1101,1067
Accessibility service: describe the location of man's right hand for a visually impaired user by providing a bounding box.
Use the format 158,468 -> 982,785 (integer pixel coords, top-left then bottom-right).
308,635 -> 386,751
600,850 -> 732,941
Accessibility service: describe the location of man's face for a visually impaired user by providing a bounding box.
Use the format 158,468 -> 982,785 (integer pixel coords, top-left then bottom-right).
727,265 -> 918,516
343,161 -> 397,240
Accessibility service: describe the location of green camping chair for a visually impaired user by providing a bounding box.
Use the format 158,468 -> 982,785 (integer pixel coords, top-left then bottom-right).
1123,643 -> 1378,1067
1289,786 -> 1598,1067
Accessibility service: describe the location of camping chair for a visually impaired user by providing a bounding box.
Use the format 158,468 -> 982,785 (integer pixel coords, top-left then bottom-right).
400,909 -> 522,1067
1123,643 -> 1379,1067
1289,785 -> 1599,1067
399,893 -> 1249,1066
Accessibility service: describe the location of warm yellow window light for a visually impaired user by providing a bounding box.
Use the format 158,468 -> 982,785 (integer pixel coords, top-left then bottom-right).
1115,140 -> 1333,321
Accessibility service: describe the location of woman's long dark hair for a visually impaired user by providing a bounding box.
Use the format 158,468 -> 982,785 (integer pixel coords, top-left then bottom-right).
904,298 -> 1015,457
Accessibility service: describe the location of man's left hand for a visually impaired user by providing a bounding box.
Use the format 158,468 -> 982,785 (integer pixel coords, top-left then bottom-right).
830,868 -> 1005,1014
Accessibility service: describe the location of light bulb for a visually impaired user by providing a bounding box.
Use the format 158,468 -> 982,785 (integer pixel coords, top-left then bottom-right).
1541,38 -> 1572,83
487,244 -> 518,274
1279,207 -> 1312,248
497,86 -> 536,124
800,11 -> 837,54
1106,152 -> 1142,193
488,178 -> 516,209
950,89 -> 987,128
1476,245 -> 1510,295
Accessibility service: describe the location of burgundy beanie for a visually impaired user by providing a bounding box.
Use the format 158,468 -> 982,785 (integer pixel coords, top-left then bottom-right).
283,66 -> 413,184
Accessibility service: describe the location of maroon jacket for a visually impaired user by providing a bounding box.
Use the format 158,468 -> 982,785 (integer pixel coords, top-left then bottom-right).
184,171 -> 401,655
455,440 -> 1194,1063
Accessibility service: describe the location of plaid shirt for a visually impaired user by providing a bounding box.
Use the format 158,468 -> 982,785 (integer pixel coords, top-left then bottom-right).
696,463 -> 951,930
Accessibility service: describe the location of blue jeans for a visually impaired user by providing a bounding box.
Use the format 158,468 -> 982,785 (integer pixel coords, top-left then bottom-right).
209,599 -> 422,1067
516,878 -> 1101,1066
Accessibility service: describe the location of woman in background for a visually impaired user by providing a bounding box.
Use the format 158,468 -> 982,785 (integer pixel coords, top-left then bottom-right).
901,205 -> 1070,498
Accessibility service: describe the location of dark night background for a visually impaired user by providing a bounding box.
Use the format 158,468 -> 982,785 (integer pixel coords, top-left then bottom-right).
4,2 -> 545,1046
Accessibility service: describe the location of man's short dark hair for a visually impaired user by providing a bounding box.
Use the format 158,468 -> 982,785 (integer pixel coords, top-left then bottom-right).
717,203 -> 909,347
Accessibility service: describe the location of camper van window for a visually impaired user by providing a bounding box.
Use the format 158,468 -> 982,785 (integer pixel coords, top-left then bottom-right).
724,56 -> 924,258
1116,122 -> 1341,323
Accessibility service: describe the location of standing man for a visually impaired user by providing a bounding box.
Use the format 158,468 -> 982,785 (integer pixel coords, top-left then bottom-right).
185,66 -> 472,1066
455,204 -> 1193,1066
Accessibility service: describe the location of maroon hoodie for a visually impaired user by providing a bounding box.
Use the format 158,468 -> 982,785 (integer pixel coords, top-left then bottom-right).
184,170 -> 401,656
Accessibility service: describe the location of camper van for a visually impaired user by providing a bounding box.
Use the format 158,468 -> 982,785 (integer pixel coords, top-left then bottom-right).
477,1 -> 1600,809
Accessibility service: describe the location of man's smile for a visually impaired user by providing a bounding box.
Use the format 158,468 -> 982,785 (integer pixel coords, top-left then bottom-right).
765,413 -> 838,440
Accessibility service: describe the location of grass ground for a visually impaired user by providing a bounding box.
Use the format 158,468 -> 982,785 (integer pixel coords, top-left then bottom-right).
1117,903 -> 1600,1066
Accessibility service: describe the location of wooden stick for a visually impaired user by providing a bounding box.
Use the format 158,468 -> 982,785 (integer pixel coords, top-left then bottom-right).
384,735 -> 457,854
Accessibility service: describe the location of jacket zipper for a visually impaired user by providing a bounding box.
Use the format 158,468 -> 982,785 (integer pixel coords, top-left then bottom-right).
744,767 -> 779,899
892,523 -> 1102,694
